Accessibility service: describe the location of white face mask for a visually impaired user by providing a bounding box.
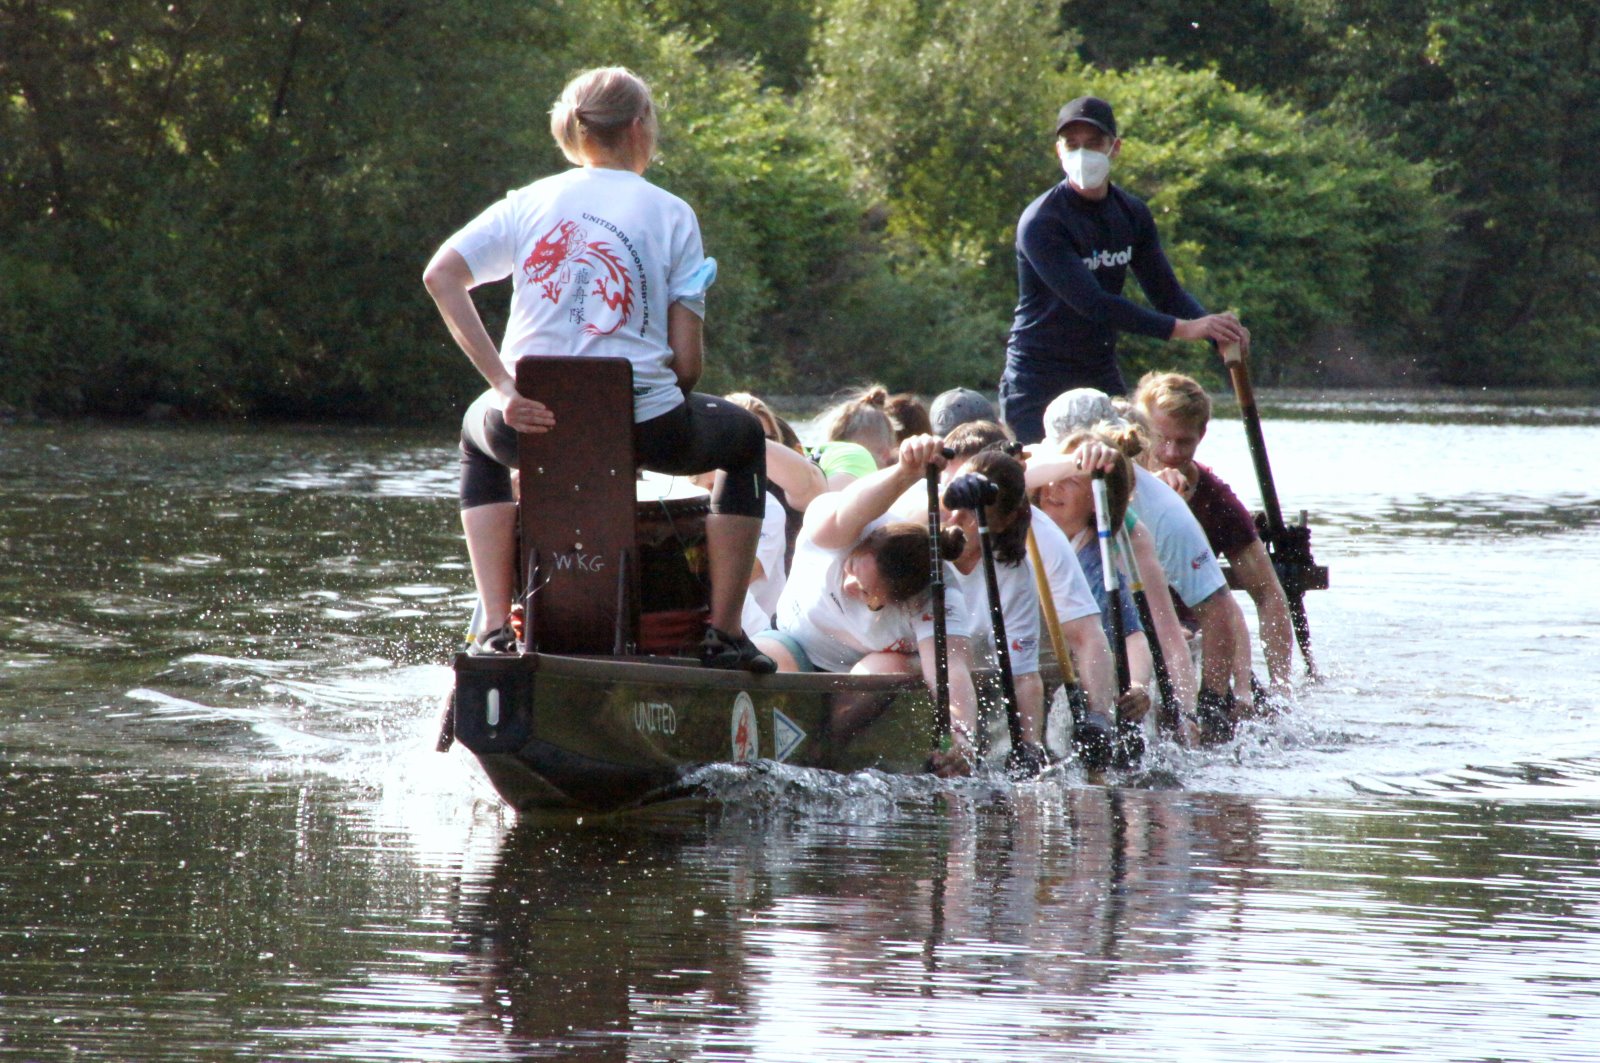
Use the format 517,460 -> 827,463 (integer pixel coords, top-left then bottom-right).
1062,147 -> 1112,190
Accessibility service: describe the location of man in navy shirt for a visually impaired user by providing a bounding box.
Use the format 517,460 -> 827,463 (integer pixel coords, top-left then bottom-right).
1000,96 -> 1249,444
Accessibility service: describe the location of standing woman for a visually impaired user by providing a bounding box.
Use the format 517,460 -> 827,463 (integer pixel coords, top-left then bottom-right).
423,67 -> 773,672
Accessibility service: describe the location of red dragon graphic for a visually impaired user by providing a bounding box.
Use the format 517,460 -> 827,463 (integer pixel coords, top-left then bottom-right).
520,219 -> 635,336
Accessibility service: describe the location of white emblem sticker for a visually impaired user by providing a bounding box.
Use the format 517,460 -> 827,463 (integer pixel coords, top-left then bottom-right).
772,709 -> 806,763
731,691 -> 758,763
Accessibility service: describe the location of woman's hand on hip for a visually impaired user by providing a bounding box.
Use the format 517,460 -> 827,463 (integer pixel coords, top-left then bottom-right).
496,380 -> 556,433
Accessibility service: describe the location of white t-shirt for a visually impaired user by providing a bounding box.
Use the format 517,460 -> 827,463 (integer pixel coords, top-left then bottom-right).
947,507 -> 1098,676
775,516 -> 971,674
951,559 -> 1039,675
1128,465 -> 1226,607
1028,505 -> 1101,625
741,493 -> 788,635
445,167 -> 710,423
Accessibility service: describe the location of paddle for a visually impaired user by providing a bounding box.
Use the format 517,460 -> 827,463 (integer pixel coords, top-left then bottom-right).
1025,526 -> 1091,738
1116,527 -> 1180,738
1220,341 -> 1321,679
1025,525 -> 1112,770
943,472 -> 1042,778
1091,470 -> 1144,767
926,460 -> 951,746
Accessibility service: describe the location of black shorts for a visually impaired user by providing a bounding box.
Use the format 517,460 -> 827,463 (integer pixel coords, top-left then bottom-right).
458,390 -> 767,518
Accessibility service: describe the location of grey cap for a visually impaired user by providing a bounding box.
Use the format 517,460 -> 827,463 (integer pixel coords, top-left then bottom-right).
929,388 -> 997,437
1042,387 -> 1127,443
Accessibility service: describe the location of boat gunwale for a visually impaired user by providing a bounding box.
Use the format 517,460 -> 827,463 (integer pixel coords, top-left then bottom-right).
453,651 -> 930,695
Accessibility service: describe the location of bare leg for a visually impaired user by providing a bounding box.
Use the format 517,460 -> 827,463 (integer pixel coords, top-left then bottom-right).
704,511 -> 762,636
851,650 -> 918,676
462,501 -> 516,636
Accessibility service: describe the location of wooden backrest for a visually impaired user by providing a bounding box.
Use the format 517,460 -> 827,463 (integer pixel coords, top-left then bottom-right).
515,356 -> 637,654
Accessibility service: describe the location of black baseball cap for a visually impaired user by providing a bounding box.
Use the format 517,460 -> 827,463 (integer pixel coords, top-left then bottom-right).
1055,96 -> 1116,138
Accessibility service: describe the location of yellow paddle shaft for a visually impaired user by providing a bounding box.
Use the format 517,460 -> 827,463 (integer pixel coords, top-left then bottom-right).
1026,525 -> 1078,686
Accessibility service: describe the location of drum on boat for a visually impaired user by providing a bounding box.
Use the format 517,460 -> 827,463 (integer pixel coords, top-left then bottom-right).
635,473 -> 711,655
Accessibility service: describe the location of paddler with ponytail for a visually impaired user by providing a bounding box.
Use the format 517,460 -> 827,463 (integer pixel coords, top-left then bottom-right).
1043,388 -> 1245,742
1027,430 -> 1155,733
908,421 -> 1122,761
753,434 -> 981,777
999,95 -> 1249,444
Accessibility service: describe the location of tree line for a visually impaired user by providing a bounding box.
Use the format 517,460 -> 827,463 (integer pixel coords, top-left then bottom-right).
2,0 -> 1596,421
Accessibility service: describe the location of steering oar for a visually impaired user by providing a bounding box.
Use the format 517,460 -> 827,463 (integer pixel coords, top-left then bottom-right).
1221,340 -> 1322,679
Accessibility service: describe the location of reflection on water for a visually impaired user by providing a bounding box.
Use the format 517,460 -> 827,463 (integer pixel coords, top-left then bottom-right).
8,765 -> 1598,1062
3,405 -> 1600,1061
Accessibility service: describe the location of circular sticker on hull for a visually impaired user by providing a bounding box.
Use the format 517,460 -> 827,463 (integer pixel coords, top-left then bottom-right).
731,691 -> 758,763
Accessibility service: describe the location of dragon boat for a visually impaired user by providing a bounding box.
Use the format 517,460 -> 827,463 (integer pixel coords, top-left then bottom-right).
437,356 -> 1327,814
438,357 -> 973,814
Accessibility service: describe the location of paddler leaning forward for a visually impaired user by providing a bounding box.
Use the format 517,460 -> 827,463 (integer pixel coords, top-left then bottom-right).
752,435 -> 980,777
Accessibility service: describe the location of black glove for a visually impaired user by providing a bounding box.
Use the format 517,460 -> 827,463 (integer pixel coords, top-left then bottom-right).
942,472 -> 999,511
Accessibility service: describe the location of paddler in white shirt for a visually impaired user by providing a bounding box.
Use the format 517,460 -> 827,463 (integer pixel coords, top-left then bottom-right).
754,435 -> 980,777
916,423 -> 1122,758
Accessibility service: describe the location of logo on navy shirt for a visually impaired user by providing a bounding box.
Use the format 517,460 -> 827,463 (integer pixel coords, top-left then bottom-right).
1083,246 -> 1133,271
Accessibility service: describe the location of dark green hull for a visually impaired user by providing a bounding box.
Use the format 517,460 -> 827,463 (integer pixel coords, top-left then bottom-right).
451,652 -> 942,813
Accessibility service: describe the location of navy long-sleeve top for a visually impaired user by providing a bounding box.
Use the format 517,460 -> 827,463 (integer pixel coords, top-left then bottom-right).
1006,180 -> 1205,390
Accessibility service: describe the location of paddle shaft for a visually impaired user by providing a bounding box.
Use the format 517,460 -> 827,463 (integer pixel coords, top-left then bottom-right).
1221,343 -> 1287,534
1026,526 -> 1079,686
1221,342 -> 1318,675
975,500 -> 1026,754
1117,527 -> 1179,737
926,464 -> 950,741
1090,475 -> 1132,696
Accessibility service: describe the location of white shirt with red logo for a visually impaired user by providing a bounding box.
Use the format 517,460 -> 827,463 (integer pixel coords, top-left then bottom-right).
775,516 -> 971,674
1128,466 -> 1226,607
446,166 -> 709,423
950,508 -> 1101,675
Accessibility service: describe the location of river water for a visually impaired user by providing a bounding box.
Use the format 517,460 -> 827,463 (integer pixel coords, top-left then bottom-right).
2,398 -> 1599,1061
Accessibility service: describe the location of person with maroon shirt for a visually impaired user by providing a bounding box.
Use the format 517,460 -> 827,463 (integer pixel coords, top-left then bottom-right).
1132,371 -> 1295,700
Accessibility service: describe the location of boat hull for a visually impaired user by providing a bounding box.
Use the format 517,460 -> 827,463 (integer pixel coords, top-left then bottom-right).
451,652 -> 941,813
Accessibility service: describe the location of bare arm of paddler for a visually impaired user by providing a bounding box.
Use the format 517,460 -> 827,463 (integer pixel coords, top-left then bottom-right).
924,634 -> 981,778
1061,612 -> 1119,725
422,247 -> 555,433
1228,540 -> 1295,699
666,302 -> 703,395
805,434 -> 950,551
1127,520 -> 1200,730
765,439 -> 827,512
1021,438 -> 1120,491
1123,631 -> 1156,722
1015,672 -> 1046,745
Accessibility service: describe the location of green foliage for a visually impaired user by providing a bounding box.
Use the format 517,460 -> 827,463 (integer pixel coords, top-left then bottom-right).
1057,0 -> 1320,100
643,0 -> 817,92
1,0 -> 1595,423
810,0 -> 1069,263
1,0 -> 562,420
808,0 -> 1455,388
1273,0 -> 1600,384
642,46 -> 862,391
1093,64 -> 1452,386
